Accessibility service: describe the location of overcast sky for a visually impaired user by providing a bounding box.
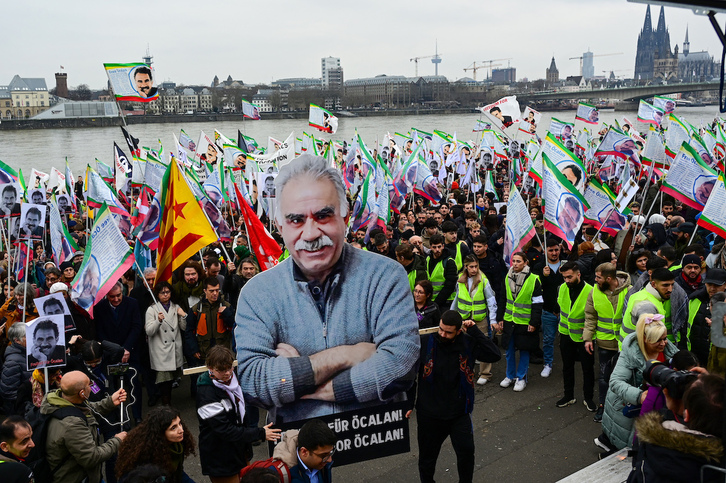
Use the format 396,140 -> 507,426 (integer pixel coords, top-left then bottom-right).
2,0 -> 722,90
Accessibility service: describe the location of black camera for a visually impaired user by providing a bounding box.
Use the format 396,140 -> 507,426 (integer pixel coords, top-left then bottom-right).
643,360 -> 698,400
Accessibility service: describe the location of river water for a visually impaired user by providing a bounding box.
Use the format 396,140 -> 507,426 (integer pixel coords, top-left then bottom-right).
0,106 -> 722,177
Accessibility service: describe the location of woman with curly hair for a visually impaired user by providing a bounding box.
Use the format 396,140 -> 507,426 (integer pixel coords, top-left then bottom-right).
116,406 -> 196,483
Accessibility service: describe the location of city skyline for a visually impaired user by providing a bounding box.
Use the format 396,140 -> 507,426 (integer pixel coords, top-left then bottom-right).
1,0 -> 722,90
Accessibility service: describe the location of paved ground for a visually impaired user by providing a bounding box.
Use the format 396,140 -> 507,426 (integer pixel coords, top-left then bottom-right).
165,345 -> 609,483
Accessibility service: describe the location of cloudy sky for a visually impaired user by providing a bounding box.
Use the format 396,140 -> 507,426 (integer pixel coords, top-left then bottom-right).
2,0 -> 722,90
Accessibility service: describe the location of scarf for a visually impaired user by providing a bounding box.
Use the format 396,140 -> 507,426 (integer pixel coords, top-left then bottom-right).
212,373 -> 246,422
31,369 -> 45,408
508,265 -> 530,300
681,272 -> 702,291
422,335 -> 476,414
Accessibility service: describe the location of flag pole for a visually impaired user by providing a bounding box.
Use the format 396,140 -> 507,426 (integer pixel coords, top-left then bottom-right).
21,240 -> 31,324
687,222 -> 699,246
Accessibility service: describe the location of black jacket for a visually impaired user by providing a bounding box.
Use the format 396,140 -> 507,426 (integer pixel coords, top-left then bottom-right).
196,372 -> 265,477
532,260 -> 564,315
411,324 -> 500,419
416,303 -> 441,330
94,296 -> 143,359
683,287 -> 711,366
0,342 -> 31,402
475,250 -> 507,321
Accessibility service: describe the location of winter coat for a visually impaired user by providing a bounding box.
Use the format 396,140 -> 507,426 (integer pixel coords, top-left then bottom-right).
628,412 -> 723,483
145,302 -> 186,372
0,342 -> 32,402
576,252 -> 597,285
196,371 -> 265,477
416,303 -> 440,330
601,333 -> 678,450
40,389 -> 120,483
683,287 -> 711,366
583,271 -> 632,351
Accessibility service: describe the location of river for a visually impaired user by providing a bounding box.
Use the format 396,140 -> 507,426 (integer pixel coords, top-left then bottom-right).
0,106 -> 722,177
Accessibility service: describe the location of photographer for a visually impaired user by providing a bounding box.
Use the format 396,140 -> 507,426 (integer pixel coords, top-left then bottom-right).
628,373 -> 724,482
597,313 -> 679,454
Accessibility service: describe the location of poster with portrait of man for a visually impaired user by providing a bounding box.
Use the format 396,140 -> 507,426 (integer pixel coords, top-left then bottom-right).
480,96 -> 521,131
57,194 -> 74,215
549,118 -> 574,140
0,182 -> 21,218
595,127 -> 641,166
28,188 -> 47,206
258,172 -> 277,199
26,315 -> 67,370
18,204 -> 46,240
637,100 -> 665,127
518,106 -> 541,135
653,96 -> 676,115
195,131 -> 219,165
661,143 -> 717,210
36,292 -> 75,331
104,62 -> 159,102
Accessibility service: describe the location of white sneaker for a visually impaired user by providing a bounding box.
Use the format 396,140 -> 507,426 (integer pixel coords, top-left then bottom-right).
541,365 -> 552,378
476,376 -> 488,386
513,379 -> 527,392
500,377 -> 513,388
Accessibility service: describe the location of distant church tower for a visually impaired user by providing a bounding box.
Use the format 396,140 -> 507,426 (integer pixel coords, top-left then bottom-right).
546,57 -> 559,84
634,5 -> 674,81
683,26 -> 690,57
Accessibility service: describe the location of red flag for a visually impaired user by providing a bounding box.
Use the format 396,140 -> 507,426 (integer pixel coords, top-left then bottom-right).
130,185 -> 150,228
238,190 -> 282,271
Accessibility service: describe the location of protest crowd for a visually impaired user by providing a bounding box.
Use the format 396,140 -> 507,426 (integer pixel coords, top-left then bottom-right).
2,94 -> 726,483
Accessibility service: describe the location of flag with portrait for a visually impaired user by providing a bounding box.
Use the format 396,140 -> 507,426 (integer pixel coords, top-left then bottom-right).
104,63 -> 159,102
542,154 -> 589,249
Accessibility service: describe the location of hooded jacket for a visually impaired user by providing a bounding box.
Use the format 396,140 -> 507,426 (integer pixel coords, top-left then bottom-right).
628,412 -> 724,482
39,389 -> 120,483
584,271 -> 632,351
0,342 -> 32,401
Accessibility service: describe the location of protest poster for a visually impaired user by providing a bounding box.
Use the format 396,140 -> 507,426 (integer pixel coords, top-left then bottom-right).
25,315 -> 66,370
195,131 -> 220,165
277,401 -> 410,467
36,292 -> 75,332
665,114 -> 691,158
518,106 -> 541,135
541,133 -> 586,193
542,154 -> 589,249
242,99 -> 261,120
104,63 -> 159,102
309,104 -> 338,134
18,204 -> 46,240
258,172 -> 278,199
549,118 -> 574,140
595,127 -> 641,169
253,132 -> 296,169
575,102 -> 600,125
583,180 -> 626,236
224,143 -> 247,169
28,188 -> 46,205
503,186 -> 535,266
70,203 -> 135,316
473,119 -> 491,132
661,142 -> 717,210
698,174 -> 726,239
480,96 -> 520,131
114,143 -> 132,192
48,198 -> 77,267
653,95 -> 676,114
637,100 -> 665,127
641,128 -> 669,168
86,169 -> 128,215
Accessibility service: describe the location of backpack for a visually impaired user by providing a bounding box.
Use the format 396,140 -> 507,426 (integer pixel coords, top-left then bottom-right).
239,458 -> 291,483
25,405 -> 88,483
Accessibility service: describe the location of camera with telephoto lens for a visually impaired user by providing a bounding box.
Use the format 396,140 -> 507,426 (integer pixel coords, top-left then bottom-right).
642,360 -> 698,400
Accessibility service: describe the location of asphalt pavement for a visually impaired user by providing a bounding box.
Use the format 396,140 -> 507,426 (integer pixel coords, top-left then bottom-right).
166,343 -> 607,483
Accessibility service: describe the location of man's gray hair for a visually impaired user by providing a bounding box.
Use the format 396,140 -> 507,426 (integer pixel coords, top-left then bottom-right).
143,267 -> 157,277
274,154 -> 348,224
7,322 -> 25,343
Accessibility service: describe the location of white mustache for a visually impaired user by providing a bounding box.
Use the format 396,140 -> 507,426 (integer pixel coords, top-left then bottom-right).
295,236 -> 334,252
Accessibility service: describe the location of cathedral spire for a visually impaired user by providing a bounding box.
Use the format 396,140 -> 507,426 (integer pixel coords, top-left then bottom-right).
643,4 -> 652,32
656,5 -> 666,33
684,25 -> 690,56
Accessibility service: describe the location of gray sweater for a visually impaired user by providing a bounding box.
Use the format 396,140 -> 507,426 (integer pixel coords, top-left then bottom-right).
235,244 -> 420,423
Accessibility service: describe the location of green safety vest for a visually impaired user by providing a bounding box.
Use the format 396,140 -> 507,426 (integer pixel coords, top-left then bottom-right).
686,298 -> 702,351
591,286 -> 627,342
456,278 -> 490,322
407,270 -> 417,292
669,264 -> 682,272
451,241 -> 465,272
558,282 -> 593,343
504,273 -> 540,325
279,248 -> 290,262
427,256 -> 454,301
619,288 -> 673,350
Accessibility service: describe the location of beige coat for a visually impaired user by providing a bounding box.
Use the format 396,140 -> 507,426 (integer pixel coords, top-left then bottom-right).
145,302 -> 186,372
584,271 -> 631,351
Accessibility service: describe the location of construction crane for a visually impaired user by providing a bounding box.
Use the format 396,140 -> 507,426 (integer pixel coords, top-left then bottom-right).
569,52 -> 623,76
410,55 -> 436,76
463,62 -> 502,81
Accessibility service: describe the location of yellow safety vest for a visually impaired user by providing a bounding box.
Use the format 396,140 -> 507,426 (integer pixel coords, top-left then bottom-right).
592,286 -> 627,342
427,256 -> 454,301
619,288 -> 673,350
456,278 -> 490,322
558,282 -> 593,343
504,274 -> 539,325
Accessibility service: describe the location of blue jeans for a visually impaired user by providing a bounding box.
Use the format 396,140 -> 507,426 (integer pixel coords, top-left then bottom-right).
542,311 -> 559,367
506,334 -> 530,380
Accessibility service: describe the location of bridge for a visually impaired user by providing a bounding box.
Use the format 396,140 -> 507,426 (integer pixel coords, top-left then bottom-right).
517,81 -> 720,102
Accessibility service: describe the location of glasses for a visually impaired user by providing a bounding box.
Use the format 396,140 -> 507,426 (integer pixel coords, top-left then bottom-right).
158,290 -> 171,295
312,448 -> 335,461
